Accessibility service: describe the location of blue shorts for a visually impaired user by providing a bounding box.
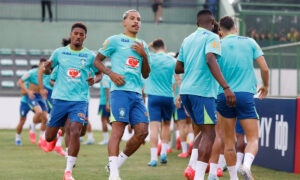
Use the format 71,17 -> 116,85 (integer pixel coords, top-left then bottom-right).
47,99 -> 88,128
46,88 -> 53,113
217,92 -> 258,120
148,95 -> 174,122
110,90 -> 148,126
20,101 -> 32,118
98,105 -> 110,117
236,120 -> 244,135
173,103 -> 186,121
181,95 -> 217,125
26,94 -> 48,112
84,103 -> 89,126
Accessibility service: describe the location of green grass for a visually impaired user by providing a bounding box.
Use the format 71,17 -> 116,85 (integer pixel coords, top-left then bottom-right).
0,129 -> 299,180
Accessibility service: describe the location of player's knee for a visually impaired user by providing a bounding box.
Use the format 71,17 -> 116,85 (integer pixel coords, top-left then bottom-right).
70,128 -> 81,137
136,129 -> 148,141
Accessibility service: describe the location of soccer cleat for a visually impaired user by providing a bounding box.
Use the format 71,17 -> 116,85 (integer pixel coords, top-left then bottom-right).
29,131 -> 36,144
63,171 -> 75,180
160,154 -> 167,164
167,148 -> 172,154
98,140 -> 108,145
83,139 -> 95,145
176,136 -> 181,150
239,166 -> 254,180
208,174 -> 219,180
177,152 -> 189,158
38,136 -> 48,152
54,146 -> 66,156
222,164 -> 228,171
216,167 -> 223,177
147,160 -> 157,167
47,138 -> 58,152
109,177 -> 122,180
15,140 -> 22,146
184,166 -> 195,180
157,142 -> 162,156
188,142 -> 193,155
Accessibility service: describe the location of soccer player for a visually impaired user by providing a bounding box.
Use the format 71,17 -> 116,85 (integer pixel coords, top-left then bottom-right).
18,59 -> 49,151
144,38 -> 176,166
42,22 -> 102,180
15,65 -> 38,145
93,9 -> 151,180
98,73 -> 112,145
175,10 -> 236,180
217,16 -> 269,180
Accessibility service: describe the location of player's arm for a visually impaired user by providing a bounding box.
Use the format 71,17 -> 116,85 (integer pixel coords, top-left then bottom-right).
131,41 -> 150,79
50,79 -> 55,87
86,71 -> 103,86
175,61 -> 184,74
206,53 -> 236,106
38,67 -> 48,99
18,76 -> 35,99
256,56 -> 269,100
43,60 -> 53,75
105,88 -> 110,112
174,74 -> 182,108
93,53 -> 125,86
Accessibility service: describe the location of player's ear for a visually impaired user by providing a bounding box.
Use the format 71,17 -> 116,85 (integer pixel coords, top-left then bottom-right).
122,19 -> 126,27
235,26 -> 238,34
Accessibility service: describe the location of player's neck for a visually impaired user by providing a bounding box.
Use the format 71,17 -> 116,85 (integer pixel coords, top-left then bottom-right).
197,24 -> 211,31
223,31 -> 236,38
124,31 -> 137,39
69,44 -> 83,51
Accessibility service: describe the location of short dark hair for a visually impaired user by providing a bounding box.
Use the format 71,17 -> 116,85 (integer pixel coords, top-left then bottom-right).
40,58 -> 47,63
61,38 -> 71,47
197,9 -> 214,26
219,16 -> 235,31
71,22 -> 87,34
31,65 -> 38,69
212,22 -> 219,34
152,38 -> 165,50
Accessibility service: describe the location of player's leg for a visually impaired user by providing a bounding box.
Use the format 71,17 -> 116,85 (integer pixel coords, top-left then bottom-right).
208,115 -> 224,178
236,120 -> 245,172
239,119 -> 258,180
186,116 -> 194,154
99,105 -> 110,145
54,127 -> 66,156
16,102 -> 31,145
149,121 -> 160,166
63,101 -> 87,178
84,104 -> 95,145
176,119 -> 188,157
236,92 -> 259,180
218,92 -> 238,180
190,96 -> 217,180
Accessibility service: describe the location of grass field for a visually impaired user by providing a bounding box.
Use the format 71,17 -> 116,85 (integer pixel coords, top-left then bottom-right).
0,129 -> 299,180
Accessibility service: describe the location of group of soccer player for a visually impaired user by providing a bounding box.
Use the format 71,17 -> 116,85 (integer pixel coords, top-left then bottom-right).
15,7 -> 269,180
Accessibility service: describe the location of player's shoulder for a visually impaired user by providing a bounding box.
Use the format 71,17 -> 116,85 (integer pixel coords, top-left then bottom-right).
83,47 -> 96,57
107,34 -> 123,42
28,67 -> 38,74
54,46 -> 67,54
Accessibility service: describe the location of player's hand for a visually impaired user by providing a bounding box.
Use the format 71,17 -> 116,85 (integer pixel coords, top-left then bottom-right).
109,72 -> 125,87
27,90 -> 35,99
257,86 -> 268,100
86,72 -> 95,86
224,88 -> 236,107
131,41 -> 147,58
43,61 -> 52,74
105,103 -> 110,112
175,95 -> 181,109
40,88 -> 48,100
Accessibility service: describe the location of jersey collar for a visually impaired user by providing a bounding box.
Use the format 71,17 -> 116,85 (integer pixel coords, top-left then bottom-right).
121,33 -> 138,41
67,45 -> 85,53
223,34 -> 236,39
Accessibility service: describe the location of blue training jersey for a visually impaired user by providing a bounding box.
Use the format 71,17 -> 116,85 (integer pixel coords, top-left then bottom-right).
144,52 -> 176,97
99,74 -> 111,105
218,35 -> 264,94
178,27 -> 221,98
49,45 -> 97,102
98,33 -> 151,94
21,68 -> 39,85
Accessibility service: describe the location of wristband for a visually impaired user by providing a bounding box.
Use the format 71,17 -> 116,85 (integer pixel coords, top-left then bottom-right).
223,86 -> 230,90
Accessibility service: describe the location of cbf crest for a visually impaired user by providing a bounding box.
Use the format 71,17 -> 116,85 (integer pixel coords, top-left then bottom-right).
80,58 -> 87,68
119,108 -> 126,119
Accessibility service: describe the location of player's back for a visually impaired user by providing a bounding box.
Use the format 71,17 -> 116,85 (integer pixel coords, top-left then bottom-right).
145,52 -> 176,97
219,35 -> 263,94
179,28 -> 221,98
